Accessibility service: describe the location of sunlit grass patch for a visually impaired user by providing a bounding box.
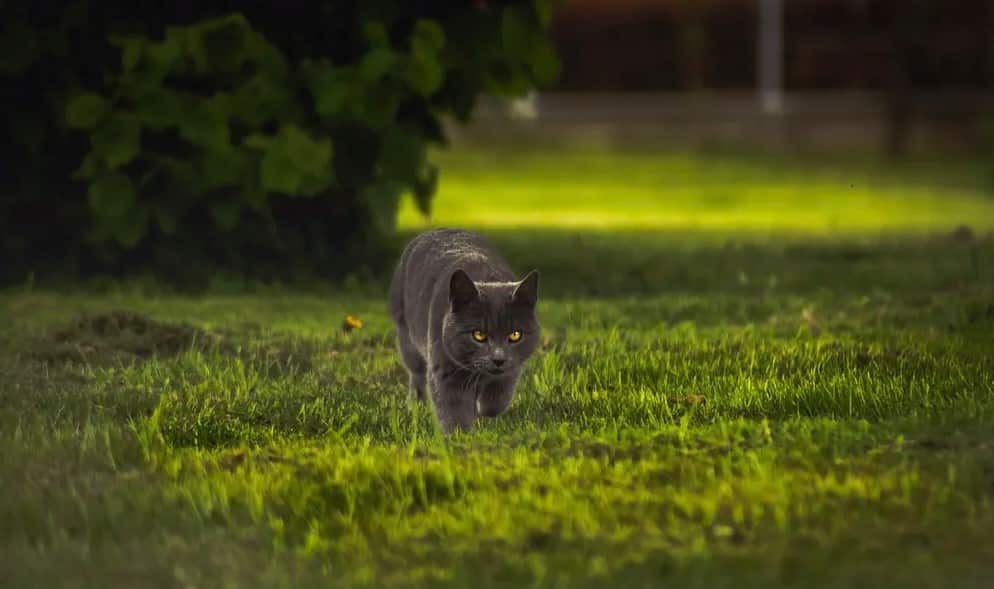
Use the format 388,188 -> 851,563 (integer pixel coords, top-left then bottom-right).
3,147 -> 994,587
399,148 -> 994,233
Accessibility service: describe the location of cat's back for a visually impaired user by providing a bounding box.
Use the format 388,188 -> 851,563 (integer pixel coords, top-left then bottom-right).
401,228 -> 510,278
404,228 -> 494,255
390,228 -> 512,329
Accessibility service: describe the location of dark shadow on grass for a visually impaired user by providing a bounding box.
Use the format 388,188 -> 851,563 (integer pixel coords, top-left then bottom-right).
23,311 -> 325,376
27,310 -> 211,366
394,227 -> 992,299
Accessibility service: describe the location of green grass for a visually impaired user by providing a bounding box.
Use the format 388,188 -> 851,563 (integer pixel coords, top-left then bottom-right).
3,147 -> 994,588
398,149 -> 994,233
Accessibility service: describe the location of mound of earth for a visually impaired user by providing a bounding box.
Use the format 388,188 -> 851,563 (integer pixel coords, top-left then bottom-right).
33,311 -> 213,365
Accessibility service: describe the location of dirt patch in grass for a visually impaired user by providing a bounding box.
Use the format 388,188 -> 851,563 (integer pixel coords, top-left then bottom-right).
24,310 -> 322,375
29,311 -> 214,366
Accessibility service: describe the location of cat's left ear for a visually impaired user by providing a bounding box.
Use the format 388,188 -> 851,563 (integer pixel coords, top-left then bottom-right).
450,269 -> 480,311
512,270 -> 539,308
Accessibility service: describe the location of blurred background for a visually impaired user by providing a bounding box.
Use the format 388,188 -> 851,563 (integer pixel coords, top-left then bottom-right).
1,0 -> 993,290
465,0 -> 993,154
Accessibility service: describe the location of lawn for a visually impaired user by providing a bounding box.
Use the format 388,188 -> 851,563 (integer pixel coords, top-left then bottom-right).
2,147 -> 994,588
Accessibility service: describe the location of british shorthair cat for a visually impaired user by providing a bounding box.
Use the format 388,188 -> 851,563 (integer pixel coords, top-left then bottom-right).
389,229 -> 540,433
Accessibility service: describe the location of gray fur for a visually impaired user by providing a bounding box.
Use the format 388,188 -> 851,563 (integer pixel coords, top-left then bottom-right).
389,229 -> 540,433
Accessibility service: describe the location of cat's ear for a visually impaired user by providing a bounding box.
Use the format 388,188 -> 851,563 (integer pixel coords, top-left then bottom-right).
512,270 -> 539,308
449,269 -> 479,311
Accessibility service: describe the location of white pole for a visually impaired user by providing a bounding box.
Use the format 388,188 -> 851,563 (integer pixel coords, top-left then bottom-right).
758,0 -> 784,115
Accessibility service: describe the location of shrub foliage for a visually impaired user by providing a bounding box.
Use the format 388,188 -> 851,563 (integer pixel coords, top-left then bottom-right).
0,1 -> 559,285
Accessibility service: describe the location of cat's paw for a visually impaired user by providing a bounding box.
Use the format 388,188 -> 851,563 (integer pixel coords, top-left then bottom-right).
409,374 -> 427,401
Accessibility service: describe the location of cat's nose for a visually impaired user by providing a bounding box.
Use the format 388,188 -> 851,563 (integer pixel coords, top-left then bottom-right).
492,357 -> 505,367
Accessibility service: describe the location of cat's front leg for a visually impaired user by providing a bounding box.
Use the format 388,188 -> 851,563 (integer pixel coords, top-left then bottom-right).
395,325 -> 427,400
428,364 -> 476,434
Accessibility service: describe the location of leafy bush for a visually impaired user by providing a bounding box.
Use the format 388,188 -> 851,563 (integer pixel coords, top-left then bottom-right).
0,1 -> 559,286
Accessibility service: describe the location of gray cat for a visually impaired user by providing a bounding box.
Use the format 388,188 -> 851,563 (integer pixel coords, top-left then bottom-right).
388,229 -> 540,433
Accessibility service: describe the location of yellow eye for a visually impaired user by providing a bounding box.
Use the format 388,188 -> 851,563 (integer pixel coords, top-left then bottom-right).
472,330 -> 487,342
508,330 -> 522,343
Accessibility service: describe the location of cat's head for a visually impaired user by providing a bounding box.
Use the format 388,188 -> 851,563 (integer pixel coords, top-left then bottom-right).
441,268 -> 540,376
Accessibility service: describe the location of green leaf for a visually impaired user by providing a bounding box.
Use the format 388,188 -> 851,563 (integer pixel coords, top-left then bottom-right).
358,48 -> 397,83
253,41 -> 290,78
73,152 -> 100,180
260,141 -> 299,194
88,172 -> 136,220
66,93 -> 111,130
286,127 -> 335,195
135,90 -> 183,130
243,134 -> 271,150
111,35 -> 144,71
199,14 -> 251,72
178,100 -> 229,149
405,49 -> 444,97
379,128 -> 424,184
358,84 -> 402,128
154,207 -> 178,235
181,25 -> 209,74
233,73 -> 294,125
309,66 -> 350,117
297,171 -> 334,197
412,19 -> 445,52
260,125 -> 334,196
91,113 -> 142,169
281,126 -> 312,163
362,181 -> 403,234
413,163 -> 439,217
531,40 -> 561,85
145,36 -> 183,77
485,63 -> 531,97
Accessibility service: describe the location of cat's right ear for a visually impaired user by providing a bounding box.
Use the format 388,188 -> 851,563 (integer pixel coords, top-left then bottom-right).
449,269 -> 479,311
512,270 -> 539,308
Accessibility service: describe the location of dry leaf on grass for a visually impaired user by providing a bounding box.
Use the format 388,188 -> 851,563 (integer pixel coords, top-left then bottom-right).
342,314 -> 363,332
